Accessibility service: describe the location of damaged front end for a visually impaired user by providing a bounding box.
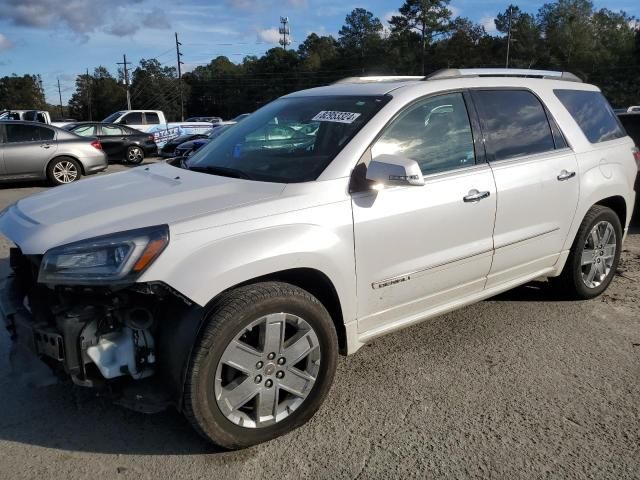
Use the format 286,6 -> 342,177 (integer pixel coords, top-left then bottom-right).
1,235 -> 202,413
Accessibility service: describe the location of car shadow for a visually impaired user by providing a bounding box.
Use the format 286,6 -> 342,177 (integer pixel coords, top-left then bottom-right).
487,280 -> 572,302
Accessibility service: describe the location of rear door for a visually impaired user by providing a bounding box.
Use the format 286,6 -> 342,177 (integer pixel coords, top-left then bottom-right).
470,89 -> 579,288
3,124 -> 58,178
98,124 -> 128,161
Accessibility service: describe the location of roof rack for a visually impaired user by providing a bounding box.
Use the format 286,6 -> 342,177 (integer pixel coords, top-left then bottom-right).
425,68 -> 582,83
332,76 -> 424,84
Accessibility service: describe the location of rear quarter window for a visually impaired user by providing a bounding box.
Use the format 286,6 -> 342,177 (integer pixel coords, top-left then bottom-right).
554,89 -> 625,144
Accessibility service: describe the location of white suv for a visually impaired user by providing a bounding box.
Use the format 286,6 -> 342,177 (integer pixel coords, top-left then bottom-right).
0,69 -> 637,449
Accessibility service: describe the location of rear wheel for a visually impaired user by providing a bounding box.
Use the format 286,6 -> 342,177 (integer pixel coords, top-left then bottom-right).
126,146 -> 145,164
47,157 -> 81,185
183,282 -> 338,449
553,205 -> 622,299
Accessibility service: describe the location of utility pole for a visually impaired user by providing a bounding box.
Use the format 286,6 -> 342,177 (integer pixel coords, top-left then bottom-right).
279,17 -> 290,50
505,6 -> 513,68
57,78 -> 64,118
86,68 -> 92,121
175,32 -> 184,121
117,54 -> 132,110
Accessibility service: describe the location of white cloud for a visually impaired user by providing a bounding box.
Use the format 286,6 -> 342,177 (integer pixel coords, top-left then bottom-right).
481,16 -> 497,34
257,27 -> 281,44
449,4 -> 461,18
0,33 -> 13,51
105,22 -> 139,37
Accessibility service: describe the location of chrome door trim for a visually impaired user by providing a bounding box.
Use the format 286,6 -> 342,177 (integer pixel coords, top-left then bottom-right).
494,227 -> 560,250
372,248 -> 493,289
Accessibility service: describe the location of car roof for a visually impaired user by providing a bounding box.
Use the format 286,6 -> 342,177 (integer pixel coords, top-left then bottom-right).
285,70 -> 599,98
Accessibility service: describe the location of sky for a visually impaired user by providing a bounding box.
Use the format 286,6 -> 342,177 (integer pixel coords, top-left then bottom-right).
0,0 -> 638,105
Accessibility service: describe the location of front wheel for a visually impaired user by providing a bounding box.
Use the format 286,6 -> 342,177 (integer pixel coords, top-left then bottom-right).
553,205 -> 622,299
47,157 -> 81,185
126,145 -> 145,164
183,282 -> 338,449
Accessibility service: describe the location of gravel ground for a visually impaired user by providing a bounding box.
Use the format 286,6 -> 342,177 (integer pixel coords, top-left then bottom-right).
0,163 -> 638,480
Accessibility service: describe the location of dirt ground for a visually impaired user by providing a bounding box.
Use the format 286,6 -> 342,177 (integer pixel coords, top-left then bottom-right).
0,164 -> 638,479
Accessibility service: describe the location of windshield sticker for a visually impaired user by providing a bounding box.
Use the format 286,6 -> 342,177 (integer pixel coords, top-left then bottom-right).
312,111 -> 361,124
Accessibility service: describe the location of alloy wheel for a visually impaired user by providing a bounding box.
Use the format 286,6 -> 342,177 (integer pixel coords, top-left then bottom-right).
127,147 -> 144,163
581,220 -> 617,289
214,312 -> 321,428
52,160 -> 78,184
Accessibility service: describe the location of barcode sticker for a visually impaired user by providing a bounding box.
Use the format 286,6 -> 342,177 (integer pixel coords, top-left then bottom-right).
312,111 -> 361,124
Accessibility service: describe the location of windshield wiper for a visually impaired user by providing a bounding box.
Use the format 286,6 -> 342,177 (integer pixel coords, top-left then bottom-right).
188,165 -> 253,180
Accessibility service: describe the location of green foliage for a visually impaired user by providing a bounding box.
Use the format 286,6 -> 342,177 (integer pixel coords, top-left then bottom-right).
0,74 -> 47,110
68,67 -> 126,121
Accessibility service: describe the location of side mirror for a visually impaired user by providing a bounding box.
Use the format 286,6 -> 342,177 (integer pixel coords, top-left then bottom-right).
366,154 -> 425,187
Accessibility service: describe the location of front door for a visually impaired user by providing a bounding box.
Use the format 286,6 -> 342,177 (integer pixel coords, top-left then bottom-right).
470,89 -> 580,287
3,124 -> 57,178
352,92 -> 497,336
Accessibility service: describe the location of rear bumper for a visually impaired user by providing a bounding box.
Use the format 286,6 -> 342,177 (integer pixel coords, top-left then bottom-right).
79,152 -> 108,174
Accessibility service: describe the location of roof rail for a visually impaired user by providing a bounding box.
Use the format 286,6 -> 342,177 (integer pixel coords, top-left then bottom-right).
333,76 -> 424,84
425,68 -> 582,83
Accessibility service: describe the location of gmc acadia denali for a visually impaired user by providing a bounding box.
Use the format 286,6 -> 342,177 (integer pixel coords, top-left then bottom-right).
0,69 -> 637,449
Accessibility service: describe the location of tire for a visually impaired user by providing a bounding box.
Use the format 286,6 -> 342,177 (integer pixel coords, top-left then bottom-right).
553,205 -> 622,299
47,157 -> 81,186
126,145 -> 145,164
183,281 -> 338,449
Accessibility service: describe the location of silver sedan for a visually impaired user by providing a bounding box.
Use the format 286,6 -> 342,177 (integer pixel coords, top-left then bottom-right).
0,121 -> 107,185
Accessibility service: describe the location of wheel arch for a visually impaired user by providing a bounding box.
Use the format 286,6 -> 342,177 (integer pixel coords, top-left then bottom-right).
45,154 -> 85,176
157,268 -> 347,413
594,195 -> 627,229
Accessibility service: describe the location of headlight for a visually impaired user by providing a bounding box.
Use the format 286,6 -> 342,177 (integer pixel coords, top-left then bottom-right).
38,225 -> 169,285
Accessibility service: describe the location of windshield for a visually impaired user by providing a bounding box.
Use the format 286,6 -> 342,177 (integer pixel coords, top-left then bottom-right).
186,95 -> 388,183
102,111 -> 125,123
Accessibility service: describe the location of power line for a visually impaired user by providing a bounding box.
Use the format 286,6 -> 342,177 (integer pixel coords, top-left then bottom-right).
57,78 -> 63,117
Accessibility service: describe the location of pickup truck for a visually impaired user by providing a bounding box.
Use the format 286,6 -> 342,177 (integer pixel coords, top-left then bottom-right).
101,110 -> 213,148
0,109 -> 72,128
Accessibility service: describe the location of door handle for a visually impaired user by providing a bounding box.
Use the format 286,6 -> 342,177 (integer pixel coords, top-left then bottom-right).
463,189 -> 491,203
40,143 -> 51,149
557,170 -> 576,181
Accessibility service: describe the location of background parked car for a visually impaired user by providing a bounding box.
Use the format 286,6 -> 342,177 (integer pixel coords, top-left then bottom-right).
159,132 -> 211,157
0,121 -> 107,185
174,124 -> 233,157
63,122 -> 157,164
186,116 -> 223,123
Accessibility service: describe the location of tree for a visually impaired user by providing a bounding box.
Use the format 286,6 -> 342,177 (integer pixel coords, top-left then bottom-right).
0,74 -> 47,110
68,67 -> 126,121
338,8 -> 384,70
129,59 -> 184,121
298,34 -> 339,71
389,0 -> 452,74
494,5 -> 543,68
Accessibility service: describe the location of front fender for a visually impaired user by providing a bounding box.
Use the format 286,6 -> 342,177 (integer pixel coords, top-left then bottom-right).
140,208 -> 357,326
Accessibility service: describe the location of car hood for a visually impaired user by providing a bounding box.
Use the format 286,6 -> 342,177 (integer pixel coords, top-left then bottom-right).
0,162 -> 285,254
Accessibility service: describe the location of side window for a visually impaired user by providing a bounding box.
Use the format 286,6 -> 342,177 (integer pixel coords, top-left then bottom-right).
101,125 -> 125,136
555,89 -> 625,143
37,126 -> 55,141
145,112 -> 160,124
472,90 -> 555,161
121,112 -> 143,125
372,92 -> 476,175
73,125 -> 97,137
5,124 -> 39,143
